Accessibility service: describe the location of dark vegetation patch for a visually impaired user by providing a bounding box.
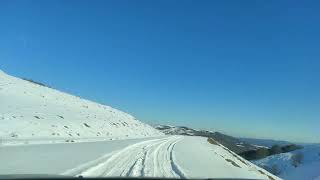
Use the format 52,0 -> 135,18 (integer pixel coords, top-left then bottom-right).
121,122 -> 128,126
207,138 -> 220,145
267,175 -> 275,180
281,144 -> 303,152
222,146 -> 249,166
258,169 -> 275,180
235,156 -> 248,166
10,132 -> 18,138
240,144 -> 303,160
22,78 -> 49,87
225,159 -> 241,168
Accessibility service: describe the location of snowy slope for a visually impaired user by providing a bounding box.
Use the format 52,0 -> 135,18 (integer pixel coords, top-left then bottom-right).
253,144 -> 320,180
0,70 -> 163,144
0,135 -> 280,180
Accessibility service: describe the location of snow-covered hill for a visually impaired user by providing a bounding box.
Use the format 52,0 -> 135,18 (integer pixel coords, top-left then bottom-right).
253,144 -> 320,180
0,70 -> 163,144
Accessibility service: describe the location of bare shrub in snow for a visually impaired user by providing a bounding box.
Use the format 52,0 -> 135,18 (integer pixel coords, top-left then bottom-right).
207,138 -> 219,145
22,78 -> 48,87
225,159 -> 241,168
84,123 -> 91,128
10,132 -> 18,138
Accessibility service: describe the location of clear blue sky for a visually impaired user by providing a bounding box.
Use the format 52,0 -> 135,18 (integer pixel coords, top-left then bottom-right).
0,0 -> 319,143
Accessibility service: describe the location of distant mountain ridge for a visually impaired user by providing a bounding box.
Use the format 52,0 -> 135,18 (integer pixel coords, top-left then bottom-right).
154,124 -> 302,158
239,137 -> 292,148
154,124 -> 258,154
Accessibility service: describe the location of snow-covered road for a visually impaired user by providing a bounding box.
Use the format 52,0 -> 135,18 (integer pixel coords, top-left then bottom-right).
0,135 -> 280,179
66,136 -> 185,178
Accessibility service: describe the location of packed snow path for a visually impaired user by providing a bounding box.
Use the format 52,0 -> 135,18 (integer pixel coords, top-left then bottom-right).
68,136 -> 185,178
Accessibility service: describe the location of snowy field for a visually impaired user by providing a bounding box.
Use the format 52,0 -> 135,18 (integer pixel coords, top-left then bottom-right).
0,135 -> 279,179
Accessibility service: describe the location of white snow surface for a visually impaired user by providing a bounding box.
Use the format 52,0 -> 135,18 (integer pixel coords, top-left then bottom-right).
254,144 -> 320,180
0,71 -> 163,144
0,71 -> 281,179
0,135 -> 280,179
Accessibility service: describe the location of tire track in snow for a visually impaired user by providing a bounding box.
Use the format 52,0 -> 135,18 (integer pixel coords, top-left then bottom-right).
138,136 -> 180,177
65,136 -> 185,178
121,139 -> 166,177
145,136 -> 184,178
78,138 -> 166,177
106,136 -> 185,178
169,141 -> 187,178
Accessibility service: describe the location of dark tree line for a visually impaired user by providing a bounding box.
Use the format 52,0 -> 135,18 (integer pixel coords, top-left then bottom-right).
239,144 -> 303,160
